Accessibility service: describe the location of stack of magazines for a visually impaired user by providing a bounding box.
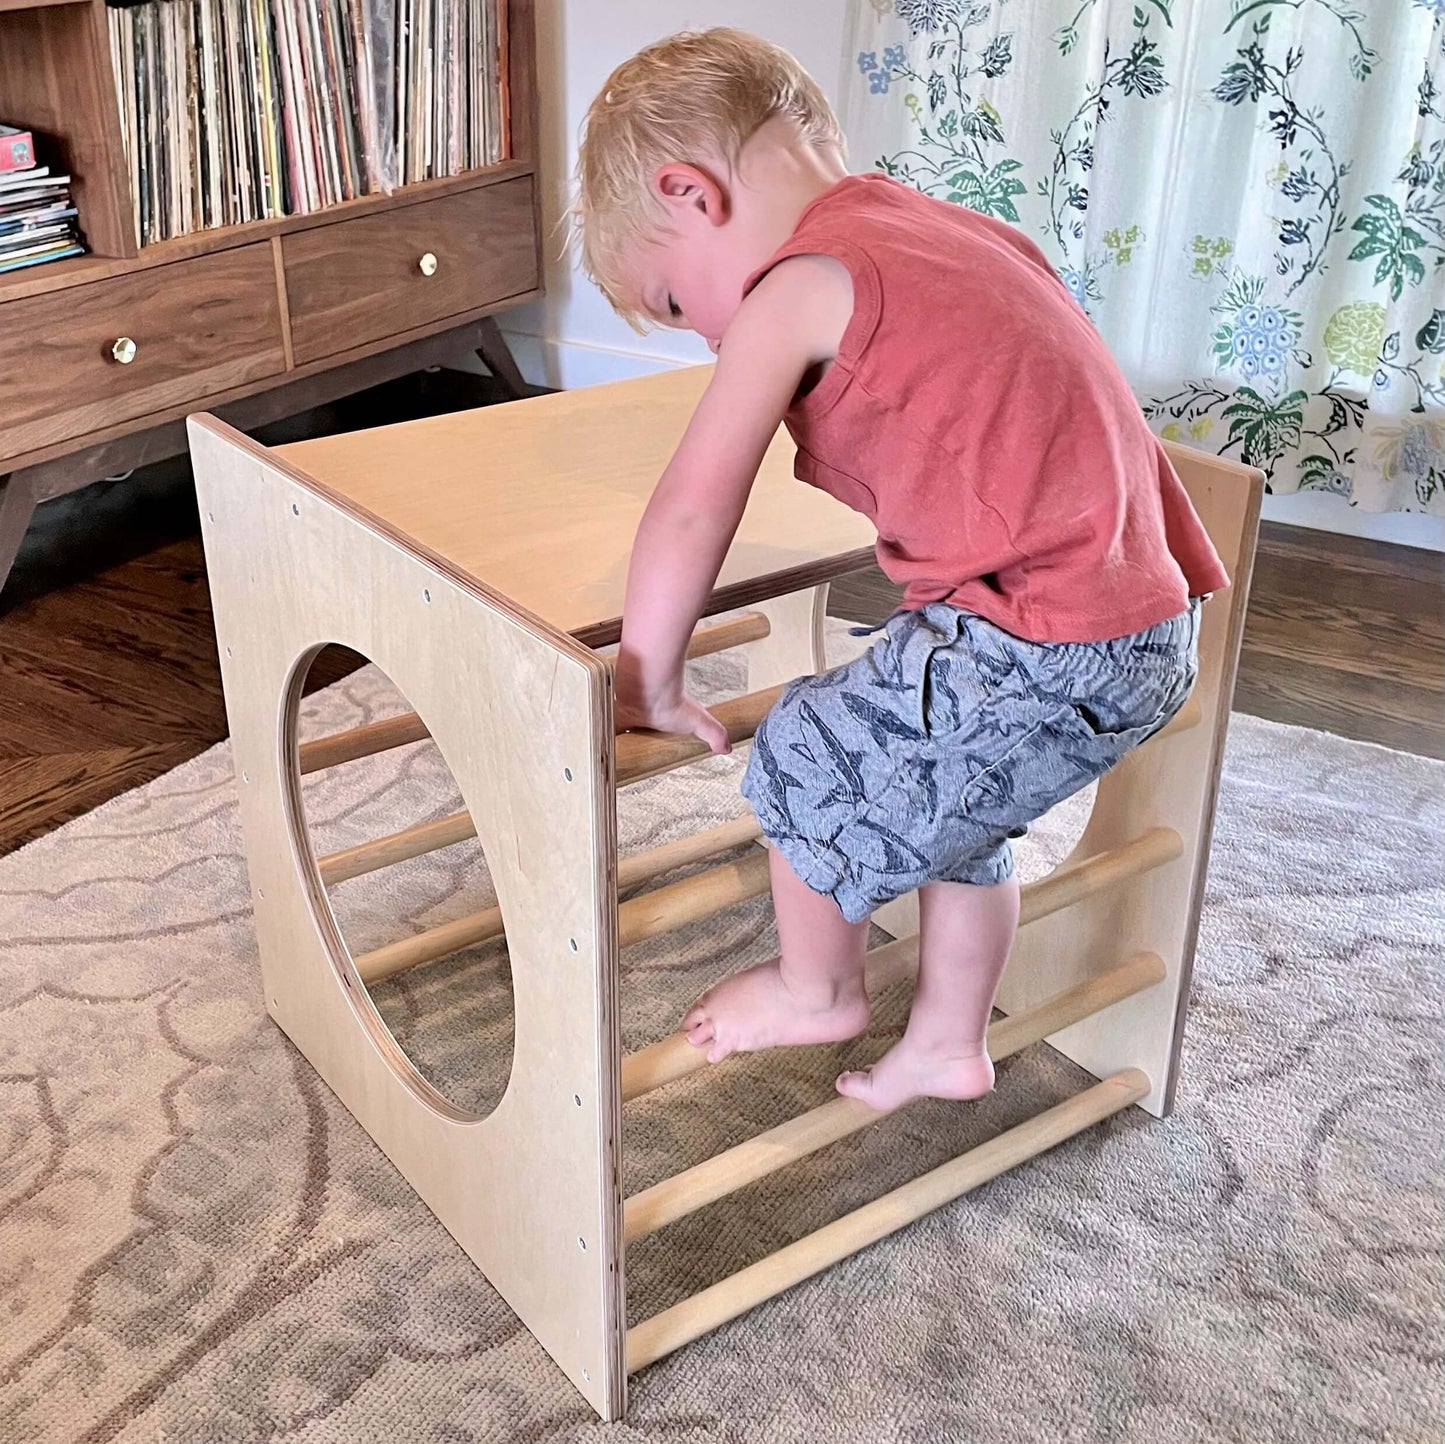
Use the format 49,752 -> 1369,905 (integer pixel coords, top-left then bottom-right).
108,0 -> 508,247
0,127 -> 87,275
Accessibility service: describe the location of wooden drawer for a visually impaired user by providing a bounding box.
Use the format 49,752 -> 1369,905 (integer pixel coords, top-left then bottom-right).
0,245 -> 286,466
282,177 -> 537,366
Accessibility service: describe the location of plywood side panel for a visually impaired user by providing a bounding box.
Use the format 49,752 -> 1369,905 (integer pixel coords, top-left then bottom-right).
994,446 -> 1263,1116
188,416 -> 626,1417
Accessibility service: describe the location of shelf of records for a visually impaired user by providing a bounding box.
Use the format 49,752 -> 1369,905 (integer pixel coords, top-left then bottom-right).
108,0 -> 511,247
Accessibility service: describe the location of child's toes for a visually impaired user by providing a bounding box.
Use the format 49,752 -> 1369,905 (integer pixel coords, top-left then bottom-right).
686,1020 -> 714,1047
835,1068 -> 879,1105
683,1001 -> 708,1030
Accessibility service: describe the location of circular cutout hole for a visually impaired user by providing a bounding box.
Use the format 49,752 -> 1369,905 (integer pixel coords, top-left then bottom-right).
288,644 -> 516,1120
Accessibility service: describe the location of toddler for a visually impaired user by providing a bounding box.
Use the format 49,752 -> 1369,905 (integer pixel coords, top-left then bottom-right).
575,29 -> 1227,1112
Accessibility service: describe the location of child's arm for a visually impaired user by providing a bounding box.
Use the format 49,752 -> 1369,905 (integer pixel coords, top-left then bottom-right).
614,259 -> 849,751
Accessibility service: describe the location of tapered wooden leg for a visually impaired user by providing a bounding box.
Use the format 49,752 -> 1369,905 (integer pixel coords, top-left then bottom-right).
474,316 -> 537,400
0,473 -> 40,605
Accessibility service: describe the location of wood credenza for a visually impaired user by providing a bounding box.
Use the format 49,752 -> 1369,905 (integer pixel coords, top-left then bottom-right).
0,0 -> 542,597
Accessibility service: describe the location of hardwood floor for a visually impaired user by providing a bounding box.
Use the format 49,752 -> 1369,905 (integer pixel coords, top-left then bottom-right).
1,396 -> 1440,857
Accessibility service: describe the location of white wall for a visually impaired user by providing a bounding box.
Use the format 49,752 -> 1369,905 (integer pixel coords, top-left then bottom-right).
498,1 -> 850,389
495,3 -> 1443,550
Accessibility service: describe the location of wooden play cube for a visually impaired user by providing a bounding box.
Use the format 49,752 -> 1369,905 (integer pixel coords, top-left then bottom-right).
188,365 -> 1262,1421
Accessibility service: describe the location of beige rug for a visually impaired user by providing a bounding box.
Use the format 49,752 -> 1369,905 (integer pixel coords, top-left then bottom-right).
1,629 -> 1441,1443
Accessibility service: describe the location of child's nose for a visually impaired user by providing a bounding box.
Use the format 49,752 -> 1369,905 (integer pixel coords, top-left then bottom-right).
706,338 -> 721,355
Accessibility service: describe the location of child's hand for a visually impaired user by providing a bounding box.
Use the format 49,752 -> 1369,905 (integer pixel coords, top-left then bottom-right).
615,666 -> 731,755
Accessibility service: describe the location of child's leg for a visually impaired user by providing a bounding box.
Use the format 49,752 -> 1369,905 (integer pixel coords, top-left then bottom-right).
683,845 -> 871,1063
836,874 -> 1020,1112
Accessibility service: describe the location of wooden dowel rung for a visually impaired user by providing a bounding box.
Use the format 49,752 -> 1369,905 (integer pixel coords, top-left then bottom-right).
315,680 -> 781,888
299,712 -> 432,775
595,610 -> 771,664
298,611 -> 771,775
619,828 -> 1179,1104
354,817 -> 769,984
319,810 -> 478,887
616,684 -> 785,787
619,848 -> 771,949
625,1068 -> 1151,1373
623,951 -> 1164,1243
357,903 -> 504,984
1019,826 -> 1181,926
617,815 -> 763,891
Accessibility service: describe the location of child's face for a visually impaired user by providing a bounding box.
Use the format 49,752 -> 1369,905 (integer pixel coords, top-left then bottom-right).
631,228 -> 751,352
623,161 -> 775,351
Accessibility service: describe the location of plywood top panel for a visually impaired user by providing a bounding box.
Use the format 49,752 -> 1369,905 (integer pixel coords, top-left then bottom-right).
276,365 -> 875,642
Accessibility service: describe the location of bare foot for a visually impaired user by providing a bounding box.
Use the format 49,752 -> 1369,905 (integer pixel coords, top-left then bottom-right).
835,1036 -> 995,1113
683,962 -> 870,1064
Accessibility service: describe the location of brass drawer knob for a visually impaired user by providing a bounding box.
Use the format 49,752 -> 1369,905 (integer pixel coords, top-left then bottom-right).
418,252 -> 438,277
111,336 -> 138,365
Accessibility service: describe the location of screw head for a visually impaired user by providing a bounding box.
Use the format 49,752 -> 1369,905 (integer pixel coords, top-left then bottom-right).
563,767 -> 574,782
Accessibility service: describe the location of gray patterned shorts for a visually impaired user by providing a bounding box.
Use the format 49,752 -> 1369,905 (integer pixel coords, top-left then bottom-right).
741,599 -> 1203,923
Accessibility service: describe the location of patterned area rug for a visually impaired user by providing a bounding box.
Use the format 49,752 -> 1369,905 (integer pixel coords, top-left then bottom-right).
1,626 -> 1441,1444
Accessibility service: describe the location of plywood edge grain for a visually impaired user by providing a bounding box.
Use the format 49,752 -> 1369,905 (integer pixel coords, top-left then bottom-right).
184,414 -> 598,670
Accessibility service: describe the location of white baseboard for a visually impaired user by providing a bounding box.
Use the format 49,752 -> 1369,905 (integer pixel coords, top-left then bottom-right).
498,331 -> 696,390
1261,492 -> 1445,553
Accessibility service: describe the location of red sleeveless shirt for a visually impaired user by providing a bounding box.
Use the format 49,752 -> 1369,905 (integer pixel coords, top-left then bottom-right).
745,174 -> 1229,644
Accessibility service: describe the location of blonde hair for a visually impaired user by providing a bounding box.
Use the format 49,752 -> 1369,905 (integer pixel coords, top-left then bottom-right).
573,28 -> 844,329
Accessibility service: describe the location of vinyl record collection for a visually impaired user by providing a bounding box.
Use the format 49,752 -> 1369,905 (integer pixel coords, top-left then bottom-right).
108,0 -> 508,246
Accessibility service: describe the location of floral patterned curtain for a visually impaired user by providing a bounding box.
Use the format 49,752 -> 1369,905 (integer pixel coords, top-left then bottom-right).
842,0 -> 1445,513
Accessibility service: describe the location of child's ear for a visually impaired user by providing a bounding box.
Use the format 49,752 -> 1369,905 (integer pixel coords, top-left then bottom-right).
652,163 -> 729,227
